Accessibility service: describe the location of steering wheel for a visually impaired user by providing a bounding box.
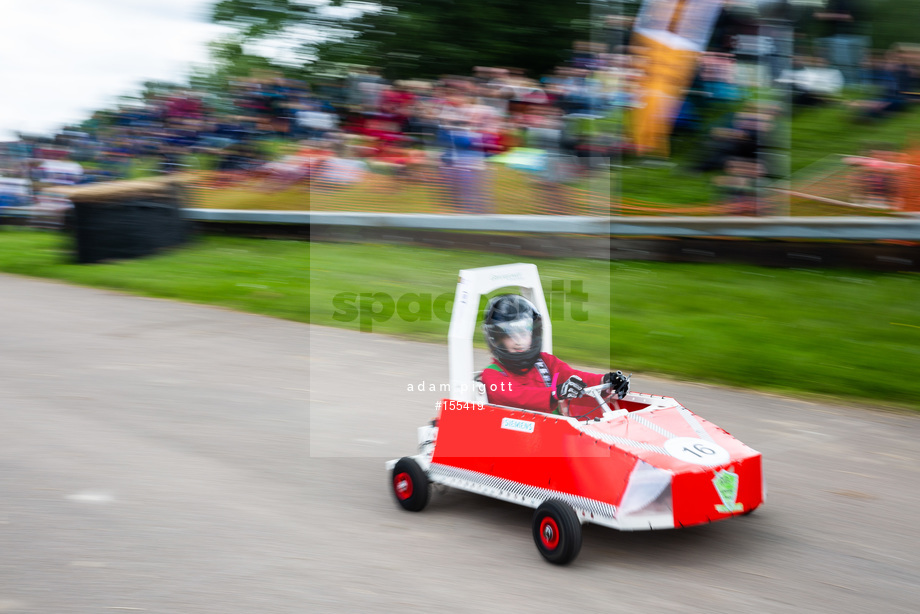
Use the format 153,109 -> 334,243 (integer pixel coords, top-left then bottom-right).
560,379 -> 630,420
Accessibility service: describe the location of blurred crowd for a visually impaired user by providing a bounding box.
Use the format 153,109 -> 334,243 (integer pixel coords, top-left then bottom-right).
2,0 -> 920,216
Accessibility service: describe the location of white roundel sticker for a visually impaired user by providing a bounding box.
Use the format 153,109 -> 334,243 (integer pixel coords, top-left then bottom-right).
663,437 -> 730,466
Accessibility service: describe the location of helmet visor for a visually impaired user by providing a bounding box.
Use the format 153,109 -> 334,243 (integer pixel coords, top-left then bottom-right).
495,317 -> 533,351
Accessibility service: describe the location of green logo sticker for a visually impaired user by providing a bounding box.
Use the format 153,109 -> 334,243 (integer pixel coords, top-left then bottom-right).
713,469 -> 744,513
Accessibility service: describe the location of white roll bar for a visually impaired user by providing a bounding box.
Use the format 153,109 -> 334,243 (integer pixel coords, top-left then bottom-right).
448,263 -> 552,402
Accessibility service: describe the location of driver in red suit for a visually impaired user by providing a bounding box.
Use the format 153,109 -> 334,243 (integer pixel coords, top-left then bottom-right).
479,294 -> 629,416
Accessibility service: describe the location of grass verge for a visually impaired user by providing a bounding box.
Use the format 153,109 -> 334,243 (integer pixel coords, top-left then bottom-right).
1,228 -> 918,410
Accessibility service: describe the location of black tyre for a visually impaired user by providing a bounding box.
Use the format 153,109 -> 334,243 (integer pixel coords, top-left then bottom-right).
532,500 -> 583,565
391,457 -> 430,512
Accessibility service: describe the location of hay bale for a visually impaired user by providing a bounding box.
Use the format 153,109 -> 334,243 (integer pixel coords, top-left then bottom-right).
62,175 -> 192,264
53,174 -> 191,204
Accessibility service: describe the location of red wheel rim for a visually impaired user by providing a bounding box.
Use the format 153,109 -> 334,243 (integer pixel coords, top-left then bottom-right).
540,517 -> 560,549
394,472 -> 413,500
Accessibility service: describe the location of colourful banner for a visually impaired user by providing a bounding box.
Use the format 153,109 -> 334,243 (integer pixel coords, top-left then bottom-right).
630,0 -> 723,158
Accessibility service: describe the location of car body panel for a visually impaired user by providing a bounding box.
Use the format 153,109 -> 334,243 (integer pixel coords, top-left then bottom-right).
425,393 -> 764,529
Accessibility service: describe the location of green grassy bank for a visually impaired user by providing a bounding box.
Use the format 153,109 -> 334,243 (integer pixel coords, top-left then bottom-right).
1,228 -> 918,410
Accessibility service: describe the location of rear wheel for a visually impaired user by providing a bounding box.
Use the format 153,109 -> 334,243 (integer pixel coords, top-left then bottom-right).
532,500 -> 582,565
391,457 -> 430,512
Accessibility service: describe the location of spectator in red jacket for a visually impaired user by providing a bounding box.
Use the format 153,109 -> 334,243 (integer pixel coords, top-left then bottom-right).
479,294 -> 629,417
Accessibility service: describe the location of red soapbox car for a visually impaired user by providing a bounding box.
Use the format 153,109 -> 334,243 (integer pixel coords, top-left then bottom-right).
387,264 -> 764,565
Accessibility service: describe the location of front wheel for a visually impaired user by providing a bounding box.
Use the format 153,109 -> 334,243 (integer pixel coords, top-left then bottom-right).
391,457 -> 430,512
532,500 -> 582,565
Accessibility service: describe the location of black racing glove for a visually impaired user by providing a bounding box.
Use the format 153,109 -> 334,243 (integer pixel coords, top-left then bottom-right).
554,375 -> 587,401
603,371 -> 630,399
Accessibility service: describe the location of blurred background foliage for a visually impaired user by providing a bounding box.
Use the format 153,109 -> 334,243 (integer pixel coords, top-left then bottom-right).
866,0 -> 920,50
208,0 -> 920,84
311,0 -> 591,79
211,0 -> 592,80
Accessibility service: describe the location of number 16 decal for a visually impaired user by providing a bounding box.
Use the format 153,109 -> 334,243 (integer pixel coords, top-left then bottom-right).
664,437 -> 730,466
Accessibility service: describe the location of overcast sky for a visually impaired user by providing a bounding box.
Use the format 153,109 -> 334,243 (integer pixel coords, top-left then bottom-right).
0,0 -> 230,140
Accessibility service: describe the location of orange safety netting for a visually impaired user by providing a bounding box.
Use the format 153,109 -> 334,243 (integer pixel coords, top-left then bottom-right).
899,146 -> 920,213
785,148 -> 920,214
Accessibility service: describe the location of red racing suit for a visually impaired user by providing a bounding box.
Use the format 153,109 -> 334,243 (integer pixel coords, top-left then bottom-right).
480,352 -> 605,415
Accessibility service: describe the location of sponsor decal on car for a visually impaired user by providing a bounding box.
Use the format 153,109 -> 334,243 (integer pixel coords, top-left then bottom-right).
713,468 -> 744,513
501,417 -> 535,433
489,271 -> 525,284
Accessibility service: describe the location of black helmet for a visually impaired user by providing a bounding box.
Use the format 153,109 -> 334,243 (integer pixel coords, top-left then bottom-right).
482,294 -> 543,375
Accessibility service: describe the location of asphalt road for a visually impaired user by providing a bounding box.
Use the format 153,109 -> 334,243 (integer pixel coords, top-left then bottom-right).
1,273 -> 919,613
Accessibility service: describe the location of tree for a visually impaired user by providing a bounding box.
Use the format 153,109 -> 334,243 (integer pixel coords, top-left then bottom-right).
211,0 -> 384,70
866,0 -> 920,50
210,0 -> 592,79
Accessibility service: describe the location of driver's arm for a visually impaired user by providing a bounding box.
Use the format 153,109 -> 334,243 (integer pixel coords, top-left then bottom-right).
481,367 -> 556,412
543,355 -> 605,388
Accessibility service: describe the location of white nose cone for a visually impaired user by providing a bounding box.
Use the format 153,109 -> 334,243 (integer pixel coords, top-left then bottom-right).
619,460 -> 672,517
